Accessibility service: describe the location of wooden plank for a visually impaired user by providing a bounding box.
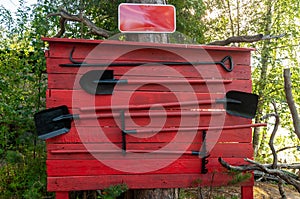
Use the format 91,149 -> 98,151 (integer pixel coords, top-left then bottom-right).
47,72 -> 234,89
47,173 -> 254,191
46,158 -> 251,177
46,143 -> 253,160
46,90 -> 225,109
46,58 -> 251,80
43,38 -> 252,66
43,37 -> 254,52
47,159 -> 201,176
48,74 -> 252,93
46,127 -> 252,144
42,110 -> 250,128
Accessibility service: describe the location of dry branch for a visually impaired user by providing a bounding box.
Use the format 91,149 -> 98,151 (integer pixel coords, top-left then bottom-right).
218,157 -> 300,193
284,68 -> 300,140
219,101 -> 300,197
262,102 -> 280,169
48,8 -> 110,38
207,34 -> 285,46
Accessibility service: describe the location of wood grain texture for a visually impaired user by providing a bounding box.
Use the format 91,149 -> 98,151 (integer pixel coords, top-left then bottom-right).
47,173 -> 254,191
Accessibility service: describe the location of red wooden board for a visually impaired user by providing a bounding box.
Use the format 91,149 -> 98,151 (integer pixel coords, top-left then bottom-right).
46,127 -> 252,144
46,143 -> 253,160
47,173 -> 254,191
46,58 -> 251,80
42,38 -> 255,197
46,158 -> 251,176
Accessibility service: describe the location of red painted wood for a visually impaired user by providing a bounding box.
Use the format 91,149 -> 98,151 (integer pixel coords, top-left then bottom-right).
46,127 -> 253,144
46,58 -> 251,80
46,158 -> 252,177
42,38 -> 253,62
48,73 -> 252,93
46,143 -> 253,160
47,113 -> 249,128
47,173 -> 253,191
241,185 -> 254,199
43,38 -> 255,194
44,109 -> 250,128
48,72 -> 234,88
46,90 -> 225,109
55,191 -> 69,199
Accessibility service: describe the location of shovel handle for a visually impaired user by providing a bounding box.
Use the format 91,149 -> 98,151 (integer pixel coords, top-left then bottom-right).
51,149 -> 202,155
124,123 -> 267,134
57,110 -> 223,121
80,99 -> 219,112
62,47 -> 234,72
93,79 -> 232,84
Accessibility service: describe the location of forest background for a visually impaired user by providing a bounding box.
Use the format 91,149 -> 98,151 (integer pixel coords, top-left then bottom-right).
0,0 -> 299,198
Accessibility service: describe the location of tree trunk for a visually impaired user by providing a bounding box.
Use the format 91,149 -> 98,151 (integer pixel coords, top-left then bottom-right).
124,0 -> 177,198
125,0 -> 169,43
252,0 -> 273,156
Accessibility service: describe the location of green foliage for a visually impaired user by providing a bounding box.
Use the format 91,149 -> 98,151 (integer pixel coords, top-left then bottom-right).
35,0 -> 124,39
203,0 -> 300,162
168,0 -> 206,43
0,1 -> 50,198
98,184 -> 128,199
227,171 -> 252,186
0,143 -> 51,199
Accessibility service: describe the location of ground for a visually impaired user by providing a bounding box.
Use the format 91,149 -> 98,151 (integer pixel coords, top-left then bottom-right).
180,182 -> 300,199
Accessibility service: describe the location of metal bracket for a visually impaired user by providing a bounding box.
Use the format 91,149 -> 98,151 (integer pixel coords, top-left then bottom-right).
119,111 -> 139,155
201,130 -> 210,174
120,110 -> 127,155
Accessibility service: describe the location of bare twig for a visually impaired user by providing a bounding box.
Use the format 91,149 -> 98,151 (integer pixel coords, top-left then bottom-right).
265,146 -> 298,157
207,34 -> 285,46
55,17 -> 67,38
262,102 -> 280,169
262,102 -> 287,198
284,68 -> 300,140
276,146 -> 298,153
48,8 -> 110,38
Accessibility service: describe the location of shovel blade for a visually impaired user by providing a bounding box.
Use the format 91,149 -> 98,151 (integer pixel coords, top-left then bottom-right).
80,70 -> 115,95
225,91 -> 258,119
34,106 -> 71,140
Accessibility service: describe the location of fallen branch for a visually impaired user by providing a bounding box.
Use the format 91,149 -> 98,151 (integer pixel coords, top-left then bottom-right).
218,157 -> 300,193
48,8 -> 111,38
207,34 -> 285,46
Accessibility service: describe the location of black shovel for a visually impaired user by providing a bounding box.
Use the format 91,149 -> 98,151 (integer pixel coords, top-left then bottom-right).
34,90 -> 258,140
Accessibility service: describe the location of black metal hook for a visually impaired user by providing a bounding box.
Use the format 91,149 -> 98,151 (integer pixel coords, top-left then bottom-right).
69,47 -> 86,65
201,130 -> 210,174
